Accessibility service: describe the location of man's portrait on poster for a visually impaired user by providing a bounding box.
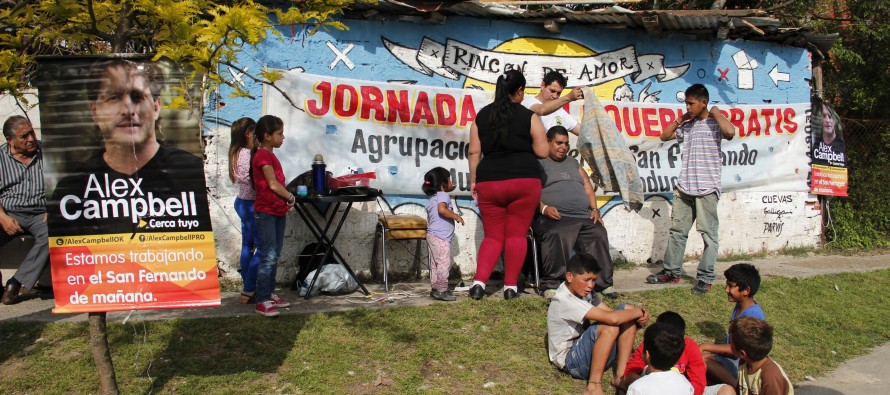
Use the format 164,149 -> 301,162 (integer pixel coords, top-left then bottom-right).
46,58 -> 210,237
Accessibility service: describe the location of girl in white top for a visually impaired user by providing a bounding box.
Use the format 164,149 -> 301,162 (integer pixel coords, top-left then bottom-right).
422,167 -> 464,301
228,117 -> 260,304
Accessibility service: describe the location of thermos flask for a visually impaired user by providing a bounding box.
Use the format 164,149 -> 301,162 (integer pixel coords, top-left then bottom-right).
312,154 -> 327,195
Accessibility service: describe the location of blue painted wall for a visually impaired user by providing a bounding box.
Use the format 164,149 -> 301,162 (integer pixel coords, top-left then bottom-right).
204,15 -> 818,274
207,16 -> 810,125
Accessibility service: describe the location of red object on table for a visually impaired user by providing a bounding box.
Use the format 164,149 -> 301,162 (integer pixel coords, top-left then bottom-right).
329,172 -> 376,190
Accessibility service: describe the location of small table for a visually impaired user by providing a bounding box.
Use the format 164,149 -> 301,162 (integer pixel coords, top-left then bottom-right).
291,193 -> 377,299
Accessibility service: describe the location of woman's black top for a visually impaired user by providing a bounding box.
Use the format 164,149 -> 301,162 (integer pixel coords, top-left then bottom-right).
474,102 -> 541,183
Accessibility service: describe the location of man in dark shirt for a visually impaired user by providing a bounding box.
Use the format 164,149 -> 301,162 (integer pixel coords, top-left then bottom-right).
534,126 -> 616,298
48,59 -> 210,236
0,116 -> 48,304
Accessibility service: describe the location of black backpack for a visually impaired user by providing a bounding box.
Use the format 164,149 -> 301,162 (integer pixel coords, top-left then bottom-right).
291,242 -> 331,289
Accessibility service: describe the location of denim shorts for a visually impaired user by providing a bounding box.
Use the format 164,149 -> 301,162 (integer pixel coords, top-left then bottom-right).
564,304 -> 626,380
715,354 -> 740,381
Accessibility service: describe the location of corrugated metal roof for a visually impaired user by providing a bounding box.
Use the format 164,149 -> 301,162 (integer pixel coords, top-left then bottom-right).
343,1 -> 836,53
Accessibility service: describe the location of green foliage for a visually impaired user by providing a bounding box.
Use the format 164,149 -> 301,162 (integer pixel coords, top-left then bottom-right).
0,0 -> 371,109
811,0 -> 890,118
826,123 -> 890,249
618,0 -> 819,14
773,0 -> 890,249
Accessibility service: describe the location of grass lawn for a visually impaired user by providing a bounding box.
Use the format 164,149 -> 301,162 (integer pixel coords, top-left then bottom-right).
2,269 -> 889,394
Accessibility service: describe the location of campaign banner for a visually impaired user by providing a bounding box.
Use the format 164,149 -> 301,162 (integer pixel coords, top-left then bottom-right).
809,97 -> 848,197
265,71 -> 810,196
35,56 -> 220,313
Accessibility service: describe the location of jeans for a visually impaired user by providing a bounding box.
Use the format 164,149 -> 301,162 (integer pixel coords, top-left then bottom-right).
255,212 -> 286,303
235,198 -> 260,293
564,303 -> 628,380
663,190 -> 720,283
0,211 -> 49,289
715,354 -> 740,381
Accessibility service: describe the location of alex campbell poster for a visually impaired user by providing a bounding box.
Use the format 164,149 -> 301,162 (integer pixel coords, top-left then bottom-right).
35,56 -> 220,313
809,96 -> 848,197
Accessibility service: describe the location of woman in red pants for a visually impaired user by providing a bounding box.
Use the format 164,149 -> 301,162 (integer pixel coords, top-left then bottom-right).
468,69 -> 548,300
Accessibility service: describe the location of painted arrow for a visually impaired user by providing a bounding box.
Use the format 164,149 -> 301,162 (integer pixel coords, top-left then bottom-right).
769,64 -> 790,86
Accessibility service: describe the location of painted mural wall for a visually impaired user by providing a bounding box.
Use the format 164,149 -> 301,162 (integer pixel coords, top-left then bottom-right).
203,15 -> 822,282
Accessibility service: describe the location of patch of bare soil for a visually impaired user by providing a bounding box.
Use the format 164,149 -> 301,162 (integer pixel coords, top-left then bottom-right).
774,254 -> 890,271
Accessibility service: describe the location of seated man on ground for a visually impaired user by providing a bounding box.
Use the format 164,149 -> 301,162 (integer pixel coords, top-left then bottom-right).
535,125 -> 617,298
547,253 -> 649,395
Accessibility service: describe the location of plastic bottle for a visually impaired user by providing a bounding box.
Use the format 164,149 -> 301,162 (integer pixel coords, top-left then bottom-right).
311,154 -> 327,195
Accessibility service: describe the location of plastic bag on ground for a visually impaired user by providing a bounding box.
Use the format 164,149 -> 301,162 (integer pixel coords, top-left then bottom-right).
298,264 -> 359,297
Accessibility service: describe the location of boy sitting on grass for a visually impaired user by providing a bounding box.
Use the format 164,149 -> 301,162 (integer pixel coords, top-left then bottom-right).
730,317 -> 793,395
626,322 -> 694,395
547,253 -> 650,395
618,311 -> 706,395
700,263 -> 765,392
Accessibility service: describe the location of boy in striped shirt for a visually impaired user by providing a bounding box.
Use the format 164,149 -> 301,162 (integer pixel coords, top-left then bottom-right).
647,84 -> 735,294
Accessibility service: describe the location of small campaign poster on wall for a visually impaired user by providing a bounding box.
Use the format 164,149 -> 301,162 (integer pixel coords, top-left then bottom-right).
810,96 -> 848,197
35,55 -> 220,313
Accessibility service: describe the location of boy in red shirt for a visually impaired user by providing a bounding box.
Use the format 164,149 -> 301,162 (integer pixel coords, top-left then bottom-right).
617,311 -> 706,395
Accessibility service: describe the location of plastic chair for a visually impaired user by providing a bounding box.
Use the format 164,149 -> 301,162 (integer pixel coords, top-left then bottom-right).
370,212 -> 428,292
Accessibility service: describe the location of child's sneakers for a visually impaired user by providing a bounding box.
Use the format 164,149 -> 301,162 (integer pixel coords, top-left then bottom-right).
691,280 -> 712,294
270,293 -> 290,308
646,270 -> 681,284
255,300 -> 280,317
430,290 -> 457,301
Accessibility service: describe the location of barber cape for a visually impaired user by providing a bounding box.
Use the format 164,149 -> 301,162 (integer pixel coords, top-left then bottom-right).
576,86 -> 644,210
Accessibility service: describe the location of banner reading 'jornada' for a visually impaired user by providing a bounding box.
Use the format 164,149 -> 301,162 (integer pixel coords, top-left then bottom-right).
36,56 -> 220,313
266,72 -> 811,196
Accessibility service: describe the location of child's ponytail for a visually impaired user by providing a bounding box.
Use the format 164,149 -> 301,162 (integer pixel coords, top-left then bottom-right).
422,167 -> 451,196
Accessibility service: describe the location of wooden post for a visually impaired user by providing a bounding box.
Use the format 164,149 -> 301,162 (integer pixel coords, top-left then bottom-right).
89,312 -> 119,395
813,52 -> 824,99
811,50 -> 826,244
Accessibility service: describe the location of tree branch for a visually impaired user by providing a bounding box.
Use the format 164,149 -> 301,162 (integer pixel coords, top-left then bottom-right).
220,61 -> 304,111
204,28 -> 234,70
814,16 -> 855,22
14,95 -> 31,120
219,79 -> 256,100
765,0 -> 800,12
86,0 -> 114,43
112,1 -> 132,52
